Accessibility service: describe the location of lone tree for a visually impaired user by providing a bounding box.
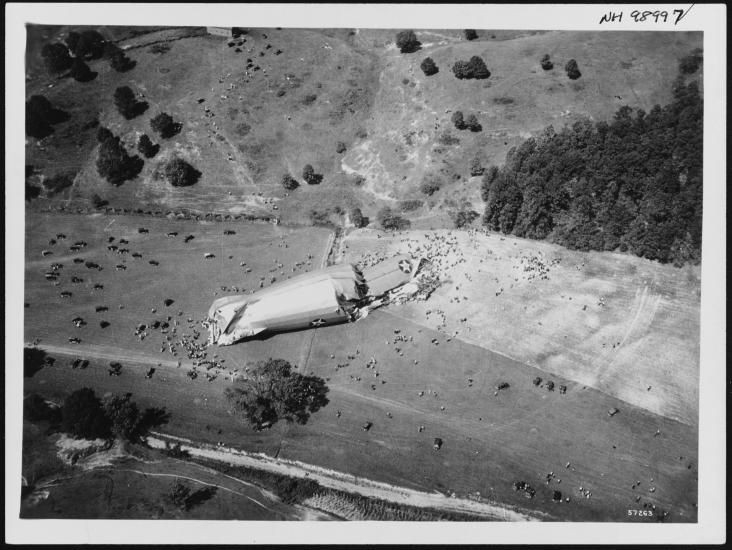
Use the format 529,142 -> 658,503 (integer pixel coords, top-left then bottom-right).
281,173 -> 299,190
150,112 -> 182,139
26,95 -> 69,139
451,111 -> 467,130
302,164 -> 322,185
114,86 -> 148,120
224,358 -> 330,430
420,174 -> 443,196
350,207 -> 369,228
452,56 -> 491,80
109,48 -> 136,72
376,206 -> 411,230
420,57 -> 439,76
96,128 -> 144,186
565,59 -> 581,80
466,113 -> 482,132
540,54 -> 554,70
395,30 -> 421,53
137,134 -> 160,158
69,58 -> 96,82
41,43 -> 72,73
164,158 -> 201,187
61,388 -> 111,440
464,29 -> 478,40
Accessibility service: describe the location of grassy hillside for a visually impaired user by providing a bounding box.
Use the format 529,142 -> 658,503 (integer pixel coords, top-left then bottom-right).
25,28 -> 701,228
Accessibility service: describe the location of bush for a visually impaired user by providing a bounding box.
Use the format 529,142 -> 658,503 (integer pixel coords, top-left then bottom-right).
302,164 -> 322,185
335,141 -> 347,153
453,209 -> 479,228
451,111 -> 466,130
61,388 -> 111,440
41,43 -> 72,73
26,182 -> 42,201
466,114 -> 482,132
110,51 -> 137,73
565,59 -> 581,80
137,134 -> 160,158
149,42 -> 172,55
452,56 -> 491,80
26,95 -> 69,139
399,199 -> 423,212
302,93 -> 317,105
272,477 -> 320,504
377,207 -> 411,230
464,29 -> 478,40
540,54 -> 554,70
420,57 -> 438,76
225,358 -> 329,429
69,58 -> 96,82
150,112 -> 182,139
114,86 -> 148,120
420,174 -> 443,196
470,157 -> 484,177
65,31 -> 80,52
679,49 -> 703,74
96,130 -> 144,186
395,30 -> 421,53
281,173 -> 299,190
164,158 -> 201,187
350,207 -> 369,228
43,172 -> 76,194
309,209 -> 333,226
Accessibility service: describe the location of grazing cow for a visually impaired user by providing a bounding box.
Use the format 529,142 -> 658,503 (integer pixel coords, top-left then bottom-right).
41,250 -> 53,256
167,232 -> 178,237
108,236 -> 115,243
204,253 -> 215,259
138,228 -> 149,234
184,235 -> 195,243
50,263 -> 63,270
361,421 -> 373,431
100,321 -> 110,328
93,283 -> 104,290
60,291 -> 72,298
48,239 -> 57,246
69,245 -> 81,252
145,367 -> 155,378
95,305 -> 108,312
132,252 -> 142,258
56,233 -> 66,239
149,260 -> 159,266
108,245 -> 118,251
119,239 -> 129,245
115,264 -> 127,271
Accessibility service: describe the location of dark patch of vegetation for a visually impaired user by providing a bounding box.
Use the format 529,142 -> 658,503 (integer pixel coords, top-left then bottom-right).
481,77 -> 702,264
235,122 -> 251,137
281,173 -> 299,191
437,131 -> 460,146
452,56 -> 490,80
69,58 -> 97,82
452,209 -> 480,228
679,48 -> 703,74
466,114 -> 482,132
493,96 -> 515,105
470,157 -> 484,177
109,49 -> 137,72
150,112 -> 182,139
26,95 -> 70,139
399,199 -> 424,212
113,86 -> 148,120
43,172 -> 76,194
224,358 -> 329,430
24,393 -> 61,424
395,30 -> 421,53
420,174 -> 443,196
61,388 -> 112,440
335,141 -> 347,153
69,29 -> 106,60
272,477 -> 320,504
137,134 -> 160,158
302,164 -> 323,185
91,194 -> 109,208
451,111 -> 466,130
540,54 -> 554,70
26,182 -> 42,201
301,93 -> 318,106
149,42 -> 172,55
420,57 -> 438,76
24,347 -> 52,378
377,207 -> 411,231
464,29 -> 478,40
164,158 -> 201,187
102,393 -> 170,442
350,207 -> 369,228
565,59 -> 581,80
96,128 -> 144,186
41,43 -> 72,73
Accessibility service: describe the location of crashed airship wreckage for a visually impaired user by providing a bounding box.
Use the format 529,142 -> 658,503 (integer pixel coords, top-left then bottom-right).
206,255 -> 434,346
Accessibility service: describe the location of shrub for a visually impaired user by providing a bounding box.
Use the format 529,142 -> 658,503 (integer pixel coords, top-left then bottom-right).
91,194 -> 109,208
281,173 -> 299,190
464,29 -> 478,40
150,112 -> 182,139
235,123 -> 251,137
61,388 -> 111,440
470,157 -> 484,177
25,95 -> 69,139
26,182 -> 42,201
437,131 -> 460,146
96,130 -> 144,186
679,49 -> 703,74
399,199 -> 423,212
466,114 -> 482,132
302,93 -> 317,105
377,207 -> 411,230
453,209 -> 479,228
565,59 -> 581,80
420,174 -> 443,196
452,56 -> 491,80
114,86 -> 148,120
41,43 -> 72,73
149,42 -> 172,55
43,172 -> 76,194
137,134 -> 160,158
420,57 -> 438,76
395,30 -> 421,53
69,58 -> 96,82
350,207 -> 369,228
540,54 -> 554,70
110,51 -> 137,73
451,111 -> 467,130
309,209 -> 333,226
336,141 -> 347,153
302,164 -> 322,185
164,158 -> 201,187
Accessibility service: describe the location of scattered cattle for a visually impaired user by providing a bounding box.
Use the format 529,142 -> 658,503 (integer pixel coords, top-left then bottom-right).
56,233 -> 67,239
119,239 -> 129,244
362,421 -> 373,431
433,437 -> 443,450
132,253 -> 143,258
108,362 -> 123,376
85,261 -> 101,270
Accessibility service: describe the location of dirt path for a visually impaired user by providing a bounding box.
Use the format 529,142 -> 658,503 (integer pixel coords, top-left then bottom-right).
146,432 -> 540,521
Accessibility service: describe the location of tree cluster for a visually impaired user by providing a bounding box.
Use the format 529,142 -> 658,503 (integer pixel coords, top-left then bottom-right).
395,30 -> 421,54
26,95 -> 70,139
281,173 -> 299,190
452,56 -> 490,80
481,78 -> 703,264
377,206 -> 411,230
96,127 -> 144,186
69,58 -> 96,82
137,134 -> 160,158
114,86 -> 148,120
224,359 -> 329,430
302,164 -> 322,185
451,111 -> 482,132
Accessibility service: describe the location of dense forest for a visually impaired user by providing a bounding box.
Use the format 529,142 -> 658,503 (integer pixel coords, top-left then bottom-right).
481,77 -> 703,265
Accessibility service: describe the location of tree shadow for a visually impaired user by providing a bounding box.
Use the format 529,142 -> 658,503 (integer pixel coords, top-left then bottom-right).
136,406 -> 170,438
24,347 -> 50,378
132,101 -> 149,118
185,486 -> 217,510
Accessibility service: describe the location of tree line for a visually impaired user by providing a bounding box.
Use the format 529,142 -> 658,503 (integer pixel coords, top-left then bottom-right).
481,76 -> 703,265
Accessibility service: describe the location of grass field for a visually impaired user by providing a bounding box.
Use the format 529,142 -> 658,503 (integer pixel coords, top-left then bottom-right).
23,213 -> 698,522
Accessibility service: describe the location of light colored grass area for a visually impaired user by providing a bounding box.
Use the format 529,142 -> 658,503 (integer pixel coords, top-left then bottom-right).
343,228 -> 700,426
